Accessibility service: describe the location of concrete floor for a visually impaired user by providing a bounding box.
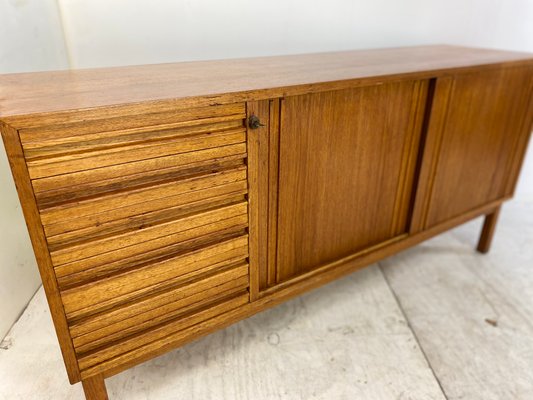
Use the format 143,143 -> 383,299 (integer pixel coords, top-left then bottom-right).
1,199 -> 532,400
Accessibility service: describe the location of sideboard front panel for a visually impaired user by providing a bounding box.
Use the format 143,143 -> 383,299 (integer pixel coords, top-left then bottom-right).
275,81 -> 429,282
2,46 -> 533,397
17,103 -> 251,378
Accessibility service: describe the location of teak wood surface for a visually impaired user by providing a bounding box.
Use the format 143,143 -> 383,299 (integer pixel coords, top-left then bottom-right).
1,45 -> 533,400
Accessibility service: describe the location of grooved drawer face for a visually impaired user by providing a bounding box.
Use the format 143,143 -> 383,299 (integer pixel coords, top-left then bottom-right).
19,103 -> 250,375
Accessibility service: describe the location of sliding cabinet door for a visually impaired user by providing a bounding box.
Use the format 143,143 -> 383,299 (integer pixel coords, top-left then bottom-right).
411,66 -> 533,231
273,81 -> 429,282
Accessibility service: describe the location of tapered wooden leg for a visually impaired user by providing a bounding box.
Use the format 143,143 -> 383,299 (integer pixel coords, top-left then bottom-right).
82,375 -> 109,400
477,206 -> 501,254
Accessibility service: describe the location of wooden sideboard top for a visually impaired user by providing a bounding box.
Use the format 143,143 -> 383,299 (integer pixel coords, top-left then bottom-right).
1,45 -> 532,118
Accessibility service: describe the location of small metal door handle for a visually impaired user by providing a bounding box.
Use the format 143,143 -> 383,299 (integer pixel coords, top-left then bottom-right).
248,115 -> 264,129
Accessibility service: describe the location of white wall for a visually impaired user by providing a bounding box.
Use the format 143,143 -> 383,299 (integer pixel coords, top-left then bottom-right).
57,0 -> 533,69
0,0 -> 69,340
1,0 -> 532,339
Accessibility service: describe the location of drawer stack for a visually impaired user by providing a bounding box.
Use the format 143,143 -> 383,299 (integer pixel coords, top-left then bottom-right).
18,103 -> 250,376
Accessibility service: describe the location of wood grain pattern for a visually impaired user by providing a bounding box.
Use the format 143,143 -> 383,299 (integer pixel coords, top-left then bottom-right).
2,103 -> 252,386
70,265 -> 248,346
0,122 -> 81,383
424,66 -> 533,228
246,98 -> 282,296
276,80 -> 427,281
81,375 -> 108,400
409,77 -> 452,233
504,70 -> 533,197
26,129 -> 245,179
267,99 -> 281,288
19,103 -> 244,146
1,46 -> 533,120
246,100 -> 270,300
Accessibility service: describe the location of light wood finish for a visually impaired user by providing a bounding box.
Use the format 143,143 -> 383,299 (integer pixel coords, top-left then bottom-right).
81,375 -> 108,400
477,206 -> 502,254
275,80 -> 427,281
421,67 -> 532,228
1,45 -> 533,119
246,98 -> 282,295
1,103 -> 251,390
0,122 -> 81,383
1,46 -> 532,399
246,100 -> 271,299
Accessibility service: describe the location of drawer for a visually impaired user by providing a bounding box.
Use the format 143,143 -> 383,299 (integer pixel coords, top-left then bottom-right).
17,103 -> 250,375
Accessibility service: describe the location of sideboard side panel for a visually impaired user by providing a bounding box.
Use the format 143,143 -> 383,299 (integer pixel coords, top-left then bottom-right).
504,69 -> 533,197
0,122 -> 81,383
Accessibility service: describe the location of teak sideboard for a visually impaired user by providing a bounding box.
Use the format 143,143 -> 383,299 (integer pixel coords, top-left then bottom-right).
1,45 -> 532,399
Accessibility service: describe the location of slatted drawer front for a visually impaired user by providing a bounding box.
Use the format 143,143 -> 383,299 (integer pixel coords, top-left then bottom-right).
19,103 -> 250,376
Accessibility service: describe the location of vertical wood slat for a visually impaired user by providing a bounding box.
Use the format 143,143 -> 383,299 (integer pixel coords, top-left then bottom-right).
0,121 -> 81,383
409,77 -> 454,234
267,99 -> 281,287
246,100 -> 271,299
390,80 -> 429,237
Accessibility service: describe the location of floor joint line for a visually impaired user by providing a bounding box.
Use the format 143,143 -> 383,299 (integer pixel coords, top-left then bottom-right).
378,262 -> 450,400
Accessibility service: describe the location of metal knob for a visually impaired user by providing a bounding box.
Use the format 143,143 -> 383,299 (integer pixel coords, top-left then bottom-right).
248,115 -> 264,129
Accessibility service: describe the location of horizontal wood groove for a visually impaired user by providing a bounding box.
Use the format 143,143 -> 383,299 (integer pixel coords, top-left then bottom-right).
78,292 -> 250,373
60,234 -> 249,319
69,262 -> 249,339
71,264 -> 249,353
46,192 -> 246,251
32,142 -> 247,198
41,168 -> 247,237
35,154 -> 246,208
57,225 -> 248,291
10,102 -> 254,383
54,217 -> 248,284
22,117 -> 244,160
67,251 -> 249,325
50,201 -> 248,266
27,128 -> 246,180
19,103 -> 246,142
75,284 -> 249,356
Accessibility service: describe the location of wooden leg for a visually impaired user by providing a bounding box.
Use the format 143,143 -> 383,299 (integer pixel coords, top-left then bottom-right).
477,206 -> 501,254
81,375 -> 109,400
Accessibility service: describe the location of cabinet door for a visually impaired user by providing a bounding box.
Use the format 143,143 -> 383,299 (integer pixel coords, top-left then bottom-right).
274,81 -> 428,282
412,66 -> 533,230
